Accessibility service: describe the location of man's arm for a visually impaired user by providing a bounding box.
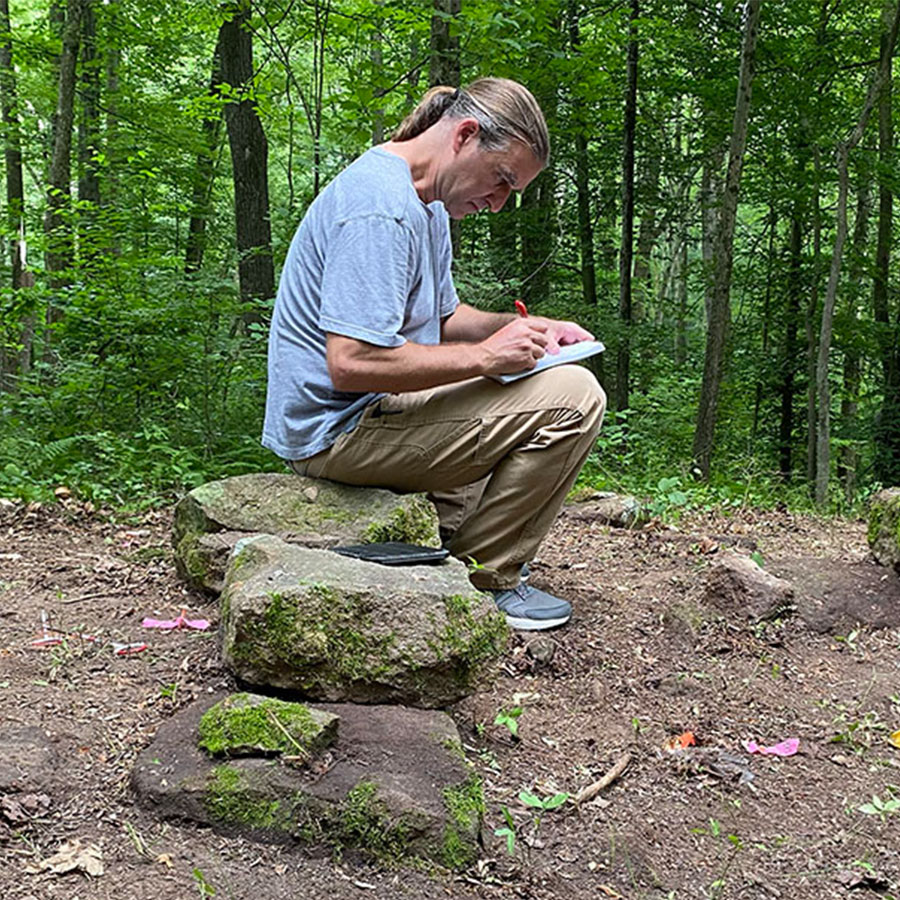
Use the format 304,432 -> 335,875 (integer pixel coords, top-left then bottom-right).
327,317 -> 550,393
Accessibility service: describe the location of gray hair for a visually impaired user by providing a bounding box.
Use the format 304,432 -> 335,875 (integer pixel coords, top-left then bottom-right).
392,77 -> 549,166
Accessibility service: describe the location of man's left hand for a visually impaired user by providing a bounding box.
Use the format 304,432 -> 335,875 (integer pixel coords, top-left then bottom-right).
532,318 -> 595,354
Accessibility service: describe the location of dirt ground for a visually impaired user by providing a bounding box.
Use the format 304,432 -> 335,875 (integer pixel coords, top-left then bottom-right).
1,498 -> 899,900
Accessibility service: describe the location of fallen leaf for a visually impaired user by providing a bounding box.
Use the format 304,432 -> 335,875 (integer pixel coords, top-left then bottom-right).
156,853 -> 174,869
27,839 -> 103,877
889,730 -> 900,749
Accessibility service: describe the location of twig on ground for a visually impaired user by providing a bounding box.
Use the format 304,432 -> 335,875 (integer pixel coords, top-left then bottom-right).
575,752 -> 631,805
59,592 -> 123,605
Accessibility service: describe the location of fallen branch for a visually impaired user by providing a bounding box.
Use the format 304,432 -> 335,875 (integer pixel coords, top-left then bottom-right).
575,752 -> 631,805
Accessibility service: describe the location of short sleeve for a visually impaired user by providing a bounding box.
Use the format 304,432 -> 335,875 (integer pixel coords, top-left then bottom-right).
433,210 -> 459,319
319,215 -> 414,347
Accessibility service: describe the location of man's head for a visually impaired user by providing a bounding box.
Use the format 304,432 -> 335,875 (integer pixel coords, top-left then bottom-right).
391,78 -> 549,219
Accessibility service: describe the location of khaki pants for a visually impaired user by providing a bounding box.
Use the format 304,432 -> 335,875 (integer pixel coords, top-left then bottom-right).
290,365 -> 605,590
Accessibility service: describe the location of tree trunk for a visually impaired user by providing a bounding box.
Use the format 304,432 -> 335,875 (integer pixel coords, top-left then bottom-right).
874,1 -> 900,483
0,0 -> 27,389
815,0 -> 900,505
806,158 -> 821,487
103,0 -> 120,245
44,0 -> 82,294
568,3 -> 597,314
429,0 -> 460,86
218,1 -> 275,317
692,0 -> 761,480
751,203 -> 777,444
778,196 -> 804,480
674,235 -> 688,366
615,0 -> 638,415
429,0 -> 460,254
700,145 -> 726,325
838,183 -> 870,501
185,46 -> 223,275
77,0 -> 100,207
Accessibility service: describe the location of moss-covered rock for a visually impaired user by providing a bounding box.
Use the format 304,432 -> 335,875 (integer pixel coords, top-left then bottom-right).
132,694 -> 483,869
868,487 -> 900,570
221,534 -> 506,708
172,473 -> 440,594
198,693 -> 338,758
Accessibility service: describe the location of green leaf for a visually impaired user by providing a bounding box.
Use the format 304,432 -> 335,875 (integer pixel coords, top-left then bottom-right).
542,792 -> 570,810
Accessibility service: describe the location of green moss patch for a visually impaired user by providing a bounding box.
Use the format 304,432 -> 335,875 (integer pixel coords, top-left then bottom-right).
240,587 -> 398,688
362,495 -> 438,545
205,764 -> 295,832
198,693 -> 337,758
429,593 -> 508,680
441,773 -> 484,869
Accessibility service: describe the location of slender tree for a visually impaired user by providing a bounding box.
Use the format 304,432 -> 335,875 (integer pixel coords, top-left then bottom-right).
185,46 -> 223,275
218,1 -> 275,317
615,0 -> 638,414
0,0 -> 28,389
44,0 -> 82,295
692,0 -> 761,480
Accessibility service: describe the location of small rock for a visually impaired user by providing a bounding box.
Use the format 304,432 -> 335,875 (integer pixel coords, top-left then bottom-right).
526,636 -> 557,664
703,552 -> 795,621
567,491 -> 645,528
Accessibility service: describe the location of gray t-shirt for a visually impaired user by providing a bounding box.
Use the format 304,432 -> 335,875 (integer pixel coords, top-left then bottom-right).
262,147 -> 460,460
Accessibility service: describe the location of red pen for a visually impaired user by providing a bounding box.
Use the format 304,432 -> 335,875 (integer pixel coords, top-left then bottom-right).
514,299 -> 529,317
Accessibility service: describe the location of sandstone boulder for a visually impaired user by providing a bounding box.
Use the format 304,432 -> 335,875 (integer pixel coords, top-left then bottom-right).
173,473 -> 440,593
867,487 -> 900,570
132,693 -> 483,869
221,534 -> 507,708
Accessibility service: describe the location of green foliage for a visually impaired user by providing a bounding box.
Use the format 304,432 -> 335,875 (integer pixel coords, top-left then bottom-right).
493,804 -> 516,855
858,788 -> 900,822
1,0 -> 898,514
494,706 -> 523,739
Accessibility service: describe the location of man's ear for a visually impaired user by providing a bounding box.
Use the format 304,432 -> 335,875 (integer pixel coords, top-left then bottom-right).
451,117 -> 480,153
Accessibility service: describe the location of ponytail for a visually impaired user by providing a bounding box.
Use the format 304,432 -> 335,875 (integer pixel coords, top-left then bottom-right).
392,78 -> 549,166
393,86 -> 460,142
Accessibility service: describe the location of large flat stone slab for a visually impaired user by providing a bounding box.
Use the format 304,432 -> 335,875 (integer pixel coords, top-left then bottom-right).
131,693 -> 483,869
173,473 -> 440,593
221,534 -> 507,708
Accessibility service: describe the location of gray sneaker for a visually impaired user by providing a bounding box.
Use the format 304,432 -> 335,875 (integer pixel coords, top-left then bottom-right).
489,583 -> 571,631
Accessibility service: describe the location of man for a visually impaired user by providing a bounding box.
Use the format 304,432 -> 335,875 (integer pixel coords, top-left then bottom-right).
263,78 -> 606,630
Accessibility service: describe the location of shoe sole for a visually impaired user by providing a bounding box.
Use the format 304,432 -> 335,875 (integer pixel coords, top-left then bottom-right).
504,613 -> 570,631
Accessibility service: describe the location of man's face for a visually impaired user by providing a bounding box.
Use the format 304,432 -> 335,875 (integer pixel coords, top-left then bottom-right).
440,124 -> 543,220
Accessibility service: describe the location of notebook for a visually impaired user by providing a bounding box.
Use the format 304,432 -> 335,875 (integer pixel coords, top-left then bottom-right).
331,542 -> 450,566
487,340 -> 605,384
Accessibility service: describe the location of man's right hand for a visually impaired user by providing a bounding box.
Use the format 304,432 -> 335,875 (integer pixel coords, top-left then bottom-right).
479,318 -> 550,375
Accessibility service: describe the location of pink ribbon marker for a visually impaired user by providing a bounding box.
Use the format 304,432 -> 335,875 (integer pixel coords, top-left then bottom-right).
742,738 -> 800,757
142,609 -> 210,631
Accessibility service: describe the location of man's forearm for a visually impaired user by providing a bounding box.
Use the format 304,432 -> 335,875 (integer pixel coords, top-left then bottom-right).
328,334 -> 488,393
441,303 -> 515,342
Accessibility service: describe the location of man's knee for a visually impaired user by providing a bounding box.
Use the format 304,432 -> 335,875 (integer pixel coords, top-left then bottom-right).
539,364 -> 606,424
